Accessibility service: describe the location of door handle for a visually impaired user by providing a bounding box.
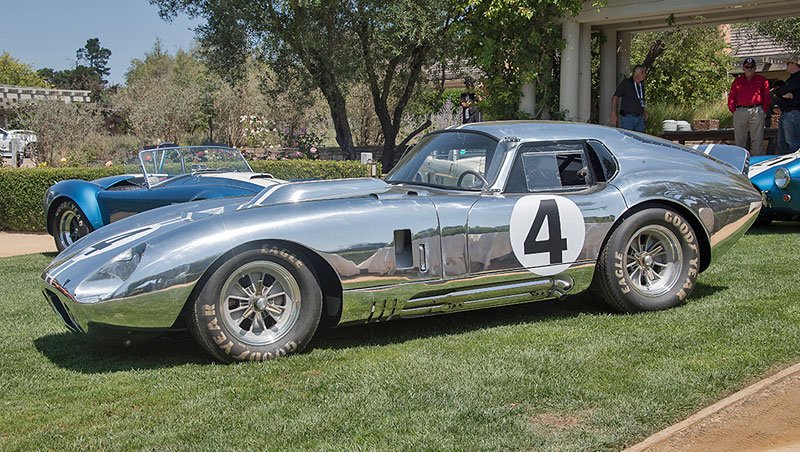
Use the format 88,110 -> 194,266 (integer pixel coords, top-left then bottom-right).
419,244 -> 428,272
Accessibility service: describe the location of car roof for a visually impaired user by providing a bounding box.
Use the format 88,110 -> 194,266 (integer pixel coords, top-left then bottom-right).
449,120 -> 622,142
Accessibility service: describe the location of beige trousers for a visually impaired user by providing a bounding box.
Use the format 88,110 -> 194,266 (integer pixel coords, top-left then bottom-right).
733,107 -> 766,155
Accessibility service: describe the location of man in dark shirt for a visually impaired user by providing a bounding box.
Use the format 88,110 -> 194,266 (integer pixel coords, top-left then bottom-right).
611,65 -> 647,132
774,58 -> 800,153
728,57 -> 771,155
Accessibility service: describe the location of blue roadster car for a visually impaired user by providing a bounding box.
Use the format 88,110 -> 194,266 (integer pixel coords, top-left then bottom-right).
692,143 -> 799,225
44,145 -> 281,251
748,151 -> 800,224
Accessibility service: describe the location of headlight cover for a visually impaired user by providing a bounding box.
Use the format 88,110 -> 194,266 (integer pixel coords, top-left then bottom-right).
74,243 -> 146,303
775,167 -> 791,189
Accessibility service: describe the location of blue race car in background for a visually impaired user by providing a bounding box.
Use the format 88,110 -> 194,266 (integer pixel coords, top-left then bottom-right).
748,151 -> 800,225
44,145 -> 282,251
693,143 -> 799,225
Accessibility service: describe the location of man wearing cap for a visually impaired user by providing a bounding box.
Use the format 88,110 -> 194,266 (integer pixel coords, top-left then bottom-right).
728,57 -> 771,155
773,58 -> 800,153
611,65 -> 647,132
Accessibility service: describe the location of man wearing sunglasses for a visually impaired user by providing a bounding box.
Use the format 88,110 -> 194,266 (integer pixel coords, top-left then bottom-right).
728,57 -> 771,155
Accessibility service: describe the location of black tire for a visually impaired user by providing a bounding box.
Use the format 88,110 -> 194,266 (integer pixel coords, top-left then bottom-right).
52,200 -> 93,252
592,208 -> 701,313
189,246 -> 322,363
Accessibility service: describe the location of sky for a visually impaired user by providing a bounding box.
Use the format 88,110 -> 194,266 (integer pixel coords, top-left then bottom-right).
1,0 -> 202,86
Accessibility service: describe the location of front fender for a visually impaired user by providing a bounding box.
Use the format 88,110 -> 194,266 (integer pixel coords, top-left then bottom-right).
44,180 -> 105,234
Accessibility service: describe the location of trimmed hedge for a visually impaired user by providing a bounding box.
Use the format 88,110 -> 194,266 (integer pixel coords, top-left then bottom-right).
249,159 -> 379,180
0,160 -> 379,232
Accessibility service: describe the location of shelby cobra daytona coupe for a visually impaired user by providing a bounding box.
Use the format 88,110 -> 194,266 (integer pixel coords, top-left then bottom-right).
41,122 -> 762,363
44,145 -> 280,251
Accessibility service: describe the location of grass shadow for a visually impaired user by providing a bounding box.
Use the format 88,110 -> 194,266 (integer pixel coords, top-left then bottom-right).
311,296 -> 595,351
34,331 -> 213,373
310,284 -> 706,352
35,283 -> 728,372
747,222 -> 800,236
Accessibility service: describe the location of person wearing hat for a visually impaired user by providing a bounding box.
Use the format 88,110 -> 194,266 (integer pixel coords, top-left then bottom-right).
727,57 -> 771,155
773,58 -> 800,154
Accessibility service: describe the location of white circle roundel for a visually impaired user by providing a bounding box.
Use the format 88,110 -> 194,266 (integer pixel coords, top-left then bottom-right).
510,195 -> 585,276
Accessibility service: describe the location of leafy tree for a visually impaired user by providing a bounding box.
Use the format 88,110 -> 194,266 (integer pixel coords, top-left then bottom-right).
16,100 -> 102,165
746,19 -> 800,54
37,38 -> 112,100
459,0 -> 585,120
77,37 -> 112,81
152,0 -> 458,167
631,26 -> 732,108
115,42 -> 205,145
0,52 -> 50,87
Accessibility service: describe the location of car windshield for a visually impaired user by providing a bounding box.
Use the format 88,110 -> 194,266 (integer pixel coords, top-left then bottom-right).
139,146 -> 252,186
385,131 -> 499,190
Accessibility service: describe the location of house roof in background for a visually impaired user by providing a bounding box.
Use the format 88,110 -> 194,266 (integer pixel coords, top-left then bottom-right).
730,27 -> 794,63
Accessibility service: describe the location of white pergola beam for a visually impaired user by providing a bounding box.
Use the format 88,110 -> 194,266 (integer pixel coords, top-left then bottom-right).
578,24 -> 592,122
599,30 -> 618,126
577,0 -> 800,28
559,20 -> 581,121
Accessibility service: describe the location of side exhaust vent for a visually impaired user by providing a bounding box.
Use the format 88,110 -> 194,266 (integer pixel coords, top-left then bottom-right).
394,229 -> 413,269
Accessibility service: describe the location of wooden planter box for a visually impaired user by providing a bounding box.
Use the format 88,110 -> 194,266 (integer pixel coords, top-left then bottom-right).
692,119 -> 720,131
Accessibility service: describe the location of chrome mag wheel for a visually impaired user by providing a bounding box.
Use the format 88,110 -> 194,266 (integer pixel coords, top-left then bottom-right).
58,209 -> 82,248
622,224 -> 683,297
219,260 -> 302,346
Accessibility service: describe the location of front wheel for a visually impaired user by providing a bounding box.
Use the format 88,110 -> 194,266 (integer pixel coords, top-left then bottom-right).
189,246 -> 322,363
592,208 -> 701,312
52,200 -> 93,252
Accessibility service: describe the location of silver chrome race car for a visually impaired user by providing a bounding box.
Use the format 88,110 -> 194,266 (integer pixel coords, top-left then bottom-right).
41,121 -> 762,362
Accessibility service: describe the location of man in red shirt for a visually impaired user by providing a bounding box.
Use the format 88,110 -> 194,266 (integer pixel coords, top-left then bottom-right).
728,57 -> 771,155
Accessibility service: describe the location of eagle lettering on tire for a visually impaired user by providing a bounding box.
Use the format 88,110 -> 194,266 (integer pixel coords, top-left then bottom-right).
189,246 -> 322,363
592,207 -> 701,312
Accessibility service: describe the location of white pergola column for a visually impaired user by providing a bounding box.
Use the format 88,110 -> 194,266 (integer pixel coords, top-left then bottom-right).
616,32 -> 632,83
578,24 -> 592,122
559,20 -> 580,121
599,29 -> 618,126
519,83 -> 536,117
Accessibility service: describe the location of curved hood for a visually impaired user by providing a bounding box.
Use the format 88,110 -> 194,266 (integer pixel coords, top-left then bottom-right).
242,177 -> 391,208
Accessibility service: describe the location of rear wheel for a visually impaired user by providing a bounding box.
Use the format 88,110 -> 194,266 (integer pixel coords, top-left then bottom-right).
52,200 -> 93,252
189,246 -> 322,363
592,208 -> 701,312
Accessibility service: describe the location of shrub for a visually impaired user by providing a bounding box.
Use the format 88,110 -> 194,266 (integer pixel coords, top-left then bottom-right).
646,99 -> 733,133
0,167 -> 124,232
15,100 -> 104,166
0,160 -> 379,232
249,159 -> 379,180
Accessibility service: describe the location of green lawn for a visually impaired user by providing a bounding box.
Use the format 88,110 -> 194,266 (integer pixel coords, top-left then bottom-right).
2,225 -> 799,451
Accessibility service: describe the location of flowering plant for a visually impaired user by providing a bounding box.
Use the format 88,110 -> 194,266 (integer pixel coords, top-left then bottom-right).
277,127 -> 321,160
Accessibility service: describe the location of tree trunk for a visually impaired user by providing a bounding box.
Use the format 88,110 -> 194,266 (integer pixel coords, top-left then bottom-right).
313,66 -> 356,159
380,127 -> 399,170
327,92 -> 356,159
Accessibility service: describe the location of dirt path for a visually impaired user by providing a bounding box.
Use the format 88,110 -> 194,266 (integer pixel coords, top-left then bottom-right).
627,363 -> 800,451
0,232 -> 56,257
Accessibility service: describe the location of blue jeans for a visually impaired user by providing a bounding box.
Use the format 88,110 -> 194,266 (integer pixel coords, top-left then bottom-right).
781,110 -> 800,153
620,114 -> 645,132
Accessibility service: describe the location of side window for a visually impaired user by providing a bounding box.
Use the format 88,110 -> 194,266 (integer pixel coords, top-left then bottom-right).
586,140 -> 618,181
506,142 -> 594,193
